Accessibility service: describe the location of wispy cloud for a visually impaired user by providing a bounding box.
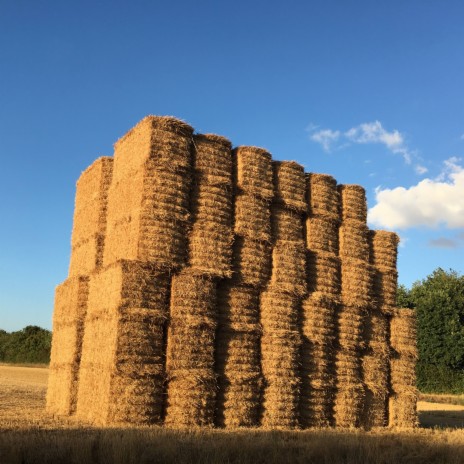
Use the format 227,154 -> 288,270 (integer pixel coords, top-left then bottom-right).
428,237 -> 461,249
309,129 -> 340,152
368,157 -> 464,230
308,120 -> 425,173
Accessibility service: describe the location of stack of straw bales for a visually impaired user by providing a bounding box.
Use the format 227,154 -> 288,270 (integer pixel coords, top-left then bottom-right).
76,261 -> 170,425
215,146 -> 273,427
68,157 -> 113,276
46,276 -> 89,416
300,174 -> 340,427
334,185 -> 372,427
47,114 -> 417,430
362,231 -> 399,428
165,271 -> 218,427
260,161 -> 306,429
389,308 -> 418,427
103,116 -> 194,269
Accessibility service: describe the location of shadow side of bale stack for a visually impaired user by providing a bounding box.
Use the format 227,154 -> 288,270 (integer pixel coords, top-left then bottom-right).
300,173 -> 341,427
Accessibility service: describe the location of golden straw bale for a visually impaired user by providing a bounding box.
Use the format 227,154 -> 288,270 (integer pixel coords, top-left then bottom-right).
193,133 -> 232,186
191,182 -> 233,224
305,173 -> 340,220
71,156 -> 113,249
339,220 -> 370,260
272,161 -> 308,213
104,161 -> 192,269
216,371 -> 263,427
306,251 -> 341,296
333,383 -> 365,428
76,261 -> 169,425
299,390 -> 335,427
217,282 -> 260,329
373,267 -> 398,307
390,357 -> 417,390
232,237 -> 272,287
170,270 -> 217,322
363,352 -> 389,393
270,240 -> 307,296
390,308 -> 418,359
338,184 -> 367,223
361,392 -> 388,429
188,223 -> 233,278
234,193 -> 271,242
305,215 -> 339,254
301,293 -> 338,345
389,392 -> 418,428
69,234 -> 105,277
260,290 -> 301,332
215,331 -> 261,366
47,276 -> 89,416
165,370 -> 217,428
112,115 -> 193,182
369,230 -> 399,268
340,258 -> 374,306
234,146 -> 274,199
271,203 -> 305,242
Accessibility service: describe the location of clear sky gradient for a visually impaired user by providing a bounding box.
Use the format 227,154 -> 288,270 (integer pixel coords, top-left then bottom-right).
1,0 -> 463,331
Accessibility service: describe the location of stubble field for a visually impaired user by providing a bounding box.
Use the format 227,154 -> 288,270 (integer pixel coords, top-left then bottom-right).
0,364 -> 463,464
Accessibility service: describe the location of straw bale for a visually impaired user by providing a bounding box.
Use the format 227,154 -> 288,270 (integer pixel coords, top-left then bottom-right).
301,293 -> 339,345
270,240 -> 307,296
339,220 -> 370,260
361,392 -> 388,429
369,230 -> 399,268
47,276 -> 89,416
165,370 -> 217,427
305,173 -> 340,220
234,146 -> 274,200
232,237 -> 272,286
166,322 -> 216,371
69,234 -> 105,277
260,290 -> 301,332
234,193 -> 271,241
338,184 -> 367,223
217,282 -> 260,329
169,270 -> 217,324
112,115 -> 193,183
216,331 -> 261,366
271,203 -> 305,242
390,357 -> 417,390
104,162 -> 192,269
333,383 -> 365,428
216,371 -> 263,427
306,251 -> 341,296
390,308 -> 418,358
191,179 -> 233,225
193,133 -> 232,186
373,267 -> 398,307
389,392 -> 418,428
340,258 -> 374,306
71,157 -> 113,248
188,223 -> 233,278
273,161 -> 308,212
305,215 -> 339,254
299,390 -> 335,427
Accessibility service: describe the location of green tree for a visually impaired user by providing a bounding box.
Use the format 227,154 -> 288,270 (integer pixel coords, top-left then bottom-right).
0,326 -> 51,364
410,268 -> 464,393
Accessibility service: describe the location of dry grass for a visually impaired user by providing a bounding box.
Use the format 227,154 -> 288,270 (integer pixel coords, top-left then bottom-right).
1,365 -> 464,464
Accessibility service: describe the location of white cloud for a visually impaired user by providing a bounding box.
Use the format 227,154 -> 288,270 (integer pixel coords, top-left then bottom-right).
414,164 -> 428,175
428,237 -> 461,249
368,158 -> 464,230
309,129 -> 341,152
309,120 -> 419,168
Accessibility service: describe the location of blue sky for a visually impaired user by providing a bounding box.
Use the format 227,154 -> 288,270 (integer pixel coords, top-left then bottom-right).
1,0 -> 463,331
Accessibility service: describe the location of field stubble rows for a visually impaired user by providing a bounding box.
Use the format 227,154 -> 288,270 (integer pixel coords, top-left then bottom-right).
0,365 -> 463,464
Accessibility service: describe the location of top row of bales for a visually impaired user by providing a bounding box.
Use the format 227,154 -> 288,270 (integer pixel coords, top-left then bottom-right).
69,115 -> 378,282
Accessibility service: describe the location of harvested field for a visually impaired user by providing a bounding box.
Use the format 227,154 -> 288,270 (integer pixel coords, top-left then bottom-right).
1,365 -> 464,464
